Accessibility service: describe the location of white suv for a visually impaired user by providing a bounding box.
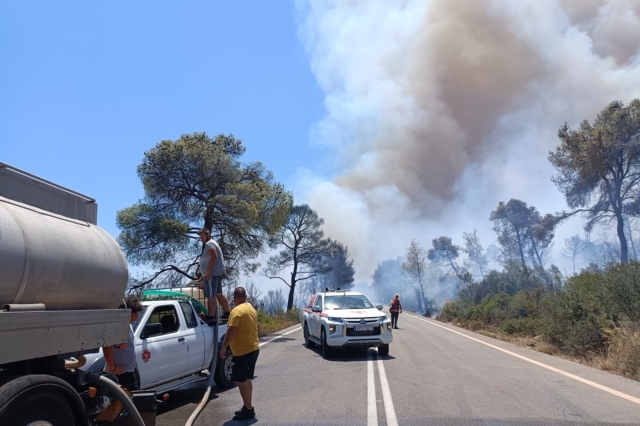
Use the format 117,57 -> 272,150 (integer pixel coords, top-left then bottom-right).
301,291 -> 393,358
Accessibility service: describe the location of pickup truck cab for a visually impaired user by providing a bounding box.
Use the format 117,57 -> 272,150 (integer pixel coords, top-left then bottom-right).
83,298 -> 235,392
301,291 -> 393,358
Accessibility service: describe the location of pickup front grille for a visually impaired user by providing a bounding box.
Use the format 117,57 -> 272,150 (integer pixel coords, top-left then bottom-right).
347,326 -> 381,336
344,317 -> 380,324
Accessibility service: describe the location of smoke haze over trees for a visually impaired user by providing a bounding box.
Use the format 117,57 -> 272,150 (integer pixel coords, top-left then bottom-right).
294,0 -> 640,289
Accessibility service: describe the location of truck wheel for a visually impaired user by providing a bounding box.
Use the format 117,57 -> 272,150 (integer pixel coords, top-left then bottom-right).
304,323 -> 315,348
0,375 -> 83,426
321,328 -> 333,359
378,344 -> 389,356
214,347 -> 235,389
1,389 -> 75,426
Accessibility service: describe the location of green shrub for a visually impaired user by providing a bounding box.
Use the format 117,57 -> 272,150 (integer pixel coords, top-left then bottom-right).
500,317 -> 537,335
540,272 -> 610,354
602,261 -> 640,323
285,307 -> 301,322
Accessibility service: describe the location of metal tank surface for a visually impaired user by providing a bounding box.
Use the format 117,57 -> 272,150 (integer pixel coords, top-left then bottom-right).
0,196 -> 128,310
0,163 -> 129,311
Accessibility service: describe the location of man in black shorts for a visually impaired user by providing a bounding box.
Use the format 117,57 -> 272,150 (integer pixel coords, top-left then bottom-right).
220,287 -> 260,420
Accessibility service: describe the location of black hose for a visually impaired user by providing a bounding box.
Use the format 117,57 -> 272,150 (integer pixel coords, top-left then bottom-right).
79,371 -> 145,426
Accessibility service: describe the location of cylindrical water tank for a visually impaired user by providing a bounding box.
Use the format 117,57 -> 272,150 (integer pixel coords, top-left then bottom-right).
0,197 -> 128,310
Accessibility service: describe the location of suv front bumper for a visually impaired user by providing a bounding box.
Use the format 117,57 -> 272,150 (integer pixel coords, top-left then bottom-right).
324,321 -> 393,348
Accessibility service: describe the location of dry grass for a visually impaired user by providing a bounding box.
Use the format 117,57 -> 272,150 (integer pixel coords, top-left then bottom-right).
445,320 -> 640,382
257,309 -> 301,338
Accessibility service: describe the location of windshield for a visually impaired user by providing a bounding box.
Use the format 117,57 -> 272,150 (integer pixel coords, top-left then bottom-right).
132,306 -> 147,332
324,295 -> 374,310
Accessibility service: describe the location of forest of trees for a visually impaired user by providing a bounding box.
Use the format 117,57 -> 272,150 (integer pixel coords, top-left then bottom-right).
117,100 -> 640,339
368,100 -> 640,380
371,99 -> 640,312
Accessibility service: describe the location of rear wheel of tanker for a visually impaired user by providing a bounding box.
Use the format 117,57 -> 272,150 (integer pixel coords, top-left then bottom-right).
1,389 -> 75,426
304,323 -> 315,348
214,347 -> 235,389
0,375 -> 82,426
321,328 -> 333,359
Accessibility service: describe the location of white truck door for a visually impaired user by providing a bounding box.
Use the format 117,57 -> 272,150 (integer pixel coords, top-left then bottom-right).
136,303 -> 189,387
312,295 -> 322,337
178,301 -> 206,373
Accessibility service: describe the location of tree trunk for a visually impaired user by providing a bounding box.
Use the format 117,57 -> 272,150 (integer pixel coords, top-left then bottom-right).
515,230 -> 527,267
616,211 -> 629,263
287,277 -> 296,312
625,218 -> 637,261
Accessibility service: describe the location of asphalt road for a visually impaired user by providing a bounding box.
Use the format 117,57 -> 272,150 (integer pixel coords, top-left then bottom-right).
155,311 -> 640,426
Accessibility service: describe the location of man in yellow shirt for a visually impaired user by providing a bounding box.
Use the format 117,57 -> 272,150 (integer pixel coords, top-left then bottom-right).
220,287 -> 260,420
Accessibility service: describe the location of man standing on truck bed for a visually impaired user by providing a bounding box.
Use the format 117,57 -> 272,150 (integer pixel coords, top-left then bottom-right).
198,227 -> 231,322
103,296 -> 144,390
220,287 -> 260,421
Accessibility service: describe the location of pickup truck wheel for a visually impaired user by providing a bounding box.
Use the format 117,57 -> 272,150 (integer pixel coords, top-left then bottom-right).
304,323 -> 315,348
214,347 -> 235,389
321,328 -> 333,359
378,344 -> 389,356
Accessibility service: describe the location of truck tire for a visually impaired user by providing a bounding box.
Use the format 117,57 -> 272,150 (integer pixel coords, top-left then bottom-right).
304,323 -> 315,348
378,344 -> 389,356
0,375 -> 84,426
321,328 -> 333,359
214,347 -> 235,389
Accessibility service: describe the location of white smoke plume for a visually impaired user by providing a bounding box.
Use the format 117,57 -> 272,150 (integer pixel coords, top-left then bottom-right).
293,0 -> 640,283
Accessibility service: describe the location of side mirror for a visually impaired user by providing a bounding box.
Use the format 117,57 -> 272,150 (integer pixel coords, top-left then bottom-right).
312,305 -> 322,313
141,323 -> 163,339
376,304 -> 383,310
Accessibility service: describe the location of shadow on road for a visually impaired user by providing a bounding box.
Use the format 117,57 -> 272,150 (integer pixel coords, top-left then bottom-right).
222,418 -> 258,425
305,345 -> 396,362
156,380 -> 235,416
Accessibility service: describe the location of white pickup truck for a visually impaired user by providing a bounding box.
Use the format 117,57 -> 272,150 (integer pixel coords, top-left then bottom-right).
301,291 -> 393,358
83,298 -> 235,392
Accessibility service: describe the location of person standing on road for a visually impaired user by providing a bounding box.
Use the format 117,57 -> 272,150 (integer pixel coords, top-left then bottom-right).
103,296 -> 144,390
390,294 -> 402,329
220,287 -> 260,421
197,227 -> 231,322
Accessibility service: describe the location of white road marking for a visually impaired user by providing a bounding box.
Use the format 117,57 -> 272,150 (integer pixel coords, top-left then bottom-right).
376,351 -> 399,426
259,326 -> 301,347
368,351 -> 378,426
409,314 -> 640,406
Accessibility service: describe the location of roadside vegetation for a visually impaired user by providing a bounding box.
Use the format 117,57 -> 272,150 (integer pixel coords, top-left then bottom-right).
257,308 -> 301,338
437,261 -> 640,381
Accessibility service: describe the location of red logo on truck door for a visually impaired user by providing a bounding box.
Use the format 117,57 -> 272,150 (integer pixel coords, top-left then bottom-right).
142,349 -> 151,363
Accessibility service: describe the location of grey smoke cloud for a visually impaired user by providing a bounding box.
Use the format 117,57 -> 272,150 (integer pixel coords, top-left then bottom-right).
294,0 -> 640,282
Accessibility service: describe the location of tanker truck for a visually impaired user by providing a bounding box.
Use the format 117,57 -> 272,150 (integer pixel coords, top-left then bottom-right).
0,162 -> 147,426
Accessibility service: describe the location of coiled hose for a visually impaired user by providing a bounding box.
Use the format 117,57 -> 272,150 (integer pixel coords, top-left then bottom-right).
78,371 -> 145,426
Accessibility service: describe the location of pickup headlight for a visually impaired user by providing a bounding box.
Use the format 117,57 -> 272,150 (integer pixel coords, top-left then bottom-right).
327,317 -> 343,334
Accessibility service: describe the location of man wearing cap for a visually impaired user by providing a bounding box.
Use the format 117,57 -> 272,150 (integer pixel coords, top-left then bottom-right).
198,228 -> 231,322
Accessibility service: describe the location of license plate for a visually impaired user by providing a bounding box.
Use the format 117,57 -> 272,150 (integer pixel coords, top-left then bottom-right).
355,325 -> 374,331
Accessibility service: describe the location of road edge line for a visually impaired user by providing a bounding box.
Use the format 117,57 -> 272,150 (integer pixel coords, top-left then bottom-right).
259,326 -> 301,347
408,314 -> 640,406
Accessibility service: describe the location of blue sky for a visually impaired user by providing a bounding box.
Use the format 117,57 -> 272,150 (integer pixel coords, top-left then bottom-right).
3,1 -> 640,289
0,1 -> 325,239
